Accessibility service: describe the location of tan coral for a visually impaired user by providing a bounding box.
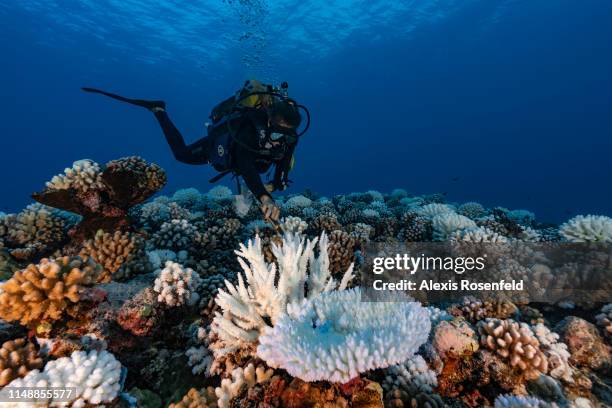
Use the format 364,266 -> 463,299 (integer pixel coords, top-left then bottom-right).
0,256 -> 101,327
455,296 -> 517,323
0,338 -> 44,386
169,387 -> 218,408
328,230 -> 357,275
310,213 -> 342,234
79,230 -> 149,282
477,318 -> 548,380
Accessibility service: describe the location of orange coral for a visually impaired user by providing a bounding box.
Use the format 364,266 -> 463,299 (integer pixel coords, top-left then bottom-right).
0,338 -> 43,386
0,256 -> 101,327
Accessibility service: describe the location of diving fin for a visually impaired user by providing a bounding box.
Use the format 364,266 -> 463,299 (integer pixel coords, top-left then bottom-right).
81,87 -> 166,111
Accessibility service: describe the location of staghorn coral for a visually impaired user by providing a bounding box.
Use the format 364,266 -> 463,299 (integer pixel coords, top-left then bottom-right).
0,256 -> 101,327
559,215 -> 612,242
478,318 -> 548,380
79,230 -> 150,282
257,287 -> 431,383
432,212 -> 476,241
153,261 -> 202,307
46,159 -> 104,192
170,387 -> 218,408
327,229 -> 358,275
2,349 -> 122,407
0,338 -> 43,386
210,232 -> 355,365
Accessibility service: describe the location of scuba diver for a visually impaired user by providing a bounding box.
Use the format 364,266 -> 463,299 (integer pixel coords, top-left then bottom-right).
82,79 -> 310,223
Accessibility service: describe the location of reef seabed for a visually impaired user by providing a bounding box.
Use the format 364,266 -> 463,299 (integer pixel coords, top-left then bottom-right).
0,159 -> 610,408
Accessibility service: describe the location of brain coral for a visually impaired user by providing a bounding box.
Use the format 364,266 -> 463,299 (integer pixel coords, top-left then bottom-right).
0,338 -> 44,386
257,287 -> 431,383
2,350 -> 122,407
559,215 -> 612,242
0,256 -> 101,327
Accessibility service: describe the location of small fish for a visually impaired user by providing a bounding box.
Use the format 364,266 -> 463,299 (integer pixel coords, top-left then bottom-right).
451,177 -> 460,182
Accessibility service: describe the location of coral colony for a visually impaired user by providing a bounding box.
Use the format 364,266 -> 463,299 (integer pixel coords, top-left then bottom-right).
0,157 -> 610,407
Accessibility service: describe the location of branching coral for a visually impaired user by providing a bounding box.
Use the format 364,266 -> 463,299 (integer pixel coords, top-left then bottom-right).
0,204 -> 67,260
210,232 -> 355,363
327,230 -> 358,275
478,318 -> 548,380
450,226 -> 509,243
0,338 -> 43,386
280,216 -> 308,234
151,219 -> 200,252
257,287 -> 431,383
382,355 -> 438,394
2,350 -> 122,407
216,363 -> 275,408
153,261 -> 202,307
80,230 -> 150,282
454,296 -> 518,323
559,215 -> 612,242
309,213 -> 342,234
457,201 -> 487,219
46,159 -> 105,192
0,256 -> 101,327
532,323 -> 573,382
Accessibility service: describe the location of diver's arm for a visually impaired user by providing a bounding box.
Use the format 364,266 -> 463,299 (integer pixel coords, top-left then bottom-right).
154,110 -> 209,165
234,142 -> 270,201
272,143 -> 296,190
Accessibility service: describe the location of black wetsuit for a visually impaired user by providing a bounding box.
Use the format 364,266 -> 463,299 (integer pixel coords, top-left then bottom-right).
154,110 -> 295,199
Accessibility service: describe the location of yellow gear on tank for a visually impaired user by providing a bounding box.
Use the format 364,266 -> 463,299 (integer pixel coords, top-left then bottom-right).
238,79 -> 273,109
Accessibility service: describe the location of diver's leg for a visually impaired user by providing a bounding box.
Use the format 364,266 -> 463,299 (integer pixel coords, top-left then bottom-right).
153,110 -> 210,165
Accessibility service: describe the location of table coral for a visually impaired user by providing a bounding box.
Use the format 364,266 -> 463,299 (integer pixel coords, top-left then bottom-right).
0,256 -> 101,327
33,156 -> 166,245
0,338 -> 43,386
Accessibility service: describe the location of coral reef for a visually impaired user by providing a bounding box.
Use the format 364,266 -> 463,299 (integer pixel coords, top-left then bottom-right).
1,159 -> 610,407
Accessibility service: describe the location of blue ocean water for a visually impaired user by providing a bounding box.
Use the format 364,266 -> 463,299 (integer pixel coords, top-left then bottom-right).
1,0 -> 611,223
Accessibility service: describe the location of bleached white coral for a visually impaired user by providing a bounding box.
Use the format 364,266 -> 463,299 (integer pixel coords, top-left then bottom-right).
153,261 -> 202,307
432,212 -> 476,241
416,203 -> 455,218
257,287 -> 431,383
533,323 -> 573,382
45,159 -> 104,192
215,363 -> 274,408
1,350 -> 121,408
383,355 -> 437,394
559,215 -> 612,242
519,226 -> 542,242
427,306 -> 452,327
207,185 -> 233,201
494,394 -> 548,408
211,232 -> 354,359
400,197 -> 424,208
284,195 -> 312,209
450,226 -> 508,243
280,216 -> 308,234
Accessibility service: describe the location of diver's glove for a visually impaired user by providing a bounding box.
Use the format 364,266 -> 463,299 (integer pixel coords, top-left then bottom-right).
260,195 -> 280,223
265,179 -> 290,193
